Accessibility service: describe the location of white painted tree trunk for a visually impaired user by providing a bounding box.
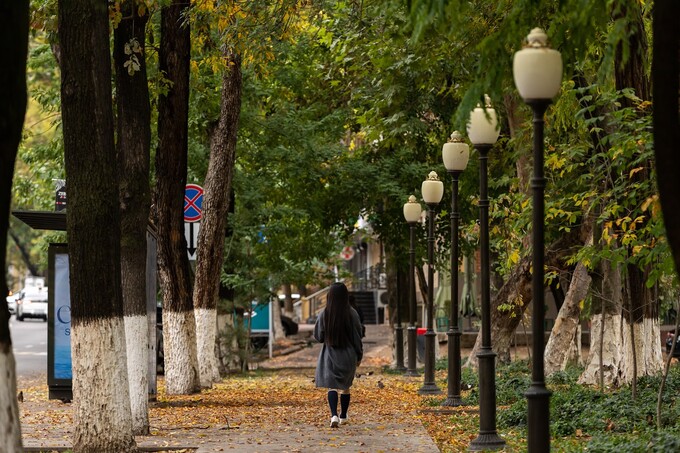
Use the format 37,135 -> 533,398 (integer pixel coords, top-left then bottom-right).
195,307 -> 220,387
271,299 -> 285,341
622,318 -> 663,382
163,311 -> 200,394
216,313 -> 242,372
124,315 -> 149,435
545,263 -> 591,375
72,318 -> 136,452
578,313 -> 625,387
0,350 -> 23,452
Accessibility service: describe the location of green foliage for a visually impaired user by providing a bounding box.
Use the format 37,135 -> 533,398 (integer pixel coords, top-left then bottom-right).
490,362 -> 680,445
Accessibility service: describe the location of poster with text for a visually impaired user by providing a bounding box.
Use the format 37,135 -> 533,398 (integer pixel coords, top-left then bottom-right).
54,253 -> 72,380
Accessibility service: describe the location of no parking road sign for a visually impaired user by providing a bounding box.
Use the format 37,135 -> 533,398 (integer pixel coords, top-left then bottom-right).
184,184 -> 203,222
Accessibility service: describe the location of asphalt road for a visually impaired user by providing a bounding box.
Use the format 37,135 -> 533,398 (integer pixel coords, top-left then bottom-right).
10,314 -> 47,378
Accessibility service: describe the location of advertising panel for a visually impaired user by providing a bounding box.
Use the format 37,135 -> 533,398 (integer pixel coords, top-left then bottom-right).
48,244 -> 72,399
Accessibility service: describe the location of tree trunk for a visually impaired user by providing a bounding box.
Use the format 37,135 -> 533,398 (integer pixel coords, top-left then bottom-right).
8,229 -> 40,276
622,268 -> 663,381
283,283 -> 294,317
113,3 -> 151,435
466,227 -> 585,367
579,259 -> 625,387
272,296 -> 285,340
58,1 -> 136,450
613,0 -> 663,382
0,2 -> 29,451
652,1 -> 680,285
544,262 -> 591,375
155,0 -> 200,395
193,50 -> 241,387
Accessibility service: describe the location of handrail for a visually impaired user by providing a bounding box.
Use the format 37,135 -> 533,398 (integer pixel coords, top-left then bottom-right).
300,280 -> 345,321
299,263 -> 385,321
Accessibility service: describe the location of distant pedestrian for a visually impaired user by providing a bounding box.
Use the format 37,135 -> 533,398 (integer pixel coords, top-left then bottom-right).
348,294 -> 366,338
314,282 -> 364,428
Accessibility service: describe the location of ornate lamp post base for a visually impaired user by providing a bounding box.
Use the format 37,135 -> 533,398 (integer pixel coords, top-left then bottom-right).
468,433 -> 507,452
394,324 -> 407,372
468,348 -> 505,451
418,330 -> 442,395
441,327 -> 464,406
404,325 -> 420,377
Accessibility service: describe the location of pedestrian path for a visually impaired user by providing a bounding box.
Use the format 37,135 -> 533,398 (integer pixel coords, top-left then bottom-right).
19,325 -> 440,452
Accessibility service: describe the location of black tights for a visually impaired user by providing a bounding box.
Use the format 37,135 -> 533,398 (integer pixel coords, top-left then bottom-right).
327,390 -> 351,418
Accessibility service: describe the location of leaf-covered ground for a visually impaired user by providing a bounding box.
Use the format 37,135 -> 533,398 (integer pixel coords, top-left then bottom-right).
22,361 -> 680,452
19,369 -> 442,452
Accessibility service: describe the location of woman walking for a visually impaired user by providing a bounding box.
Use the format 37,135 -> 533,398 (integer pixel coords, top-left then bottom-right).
314,282 -> 364,428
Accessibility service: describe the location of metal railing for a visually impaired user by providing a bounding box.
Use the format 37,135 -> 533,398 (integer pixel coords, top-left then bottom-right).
297,263 -> 387,323
352,263 -> 386,291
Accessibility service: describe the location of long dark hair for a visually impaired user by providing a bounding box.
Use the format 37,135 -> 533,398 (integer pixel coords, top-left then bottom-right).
323,282 -> 352,347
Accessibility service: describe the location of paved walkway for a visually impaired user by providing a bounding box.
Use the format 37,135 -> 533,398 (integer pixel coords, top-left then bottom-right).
19,325 -> 440,452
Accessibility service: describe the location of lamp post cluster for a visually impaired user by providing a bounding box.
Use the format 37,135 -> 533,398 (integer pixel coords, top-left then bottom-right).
399,26 -> 562,452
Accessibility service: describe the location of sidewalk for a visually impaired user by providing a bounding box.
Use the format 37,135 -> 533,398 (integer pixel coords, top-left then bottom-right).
18,325 -> 440,452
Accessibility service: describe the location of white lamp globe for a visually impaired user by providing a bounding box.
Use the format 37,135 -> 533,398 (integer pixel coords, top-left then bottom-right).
442,131 -> 470,171
421,171 -> 444,204
513,28 -> 563,100
467,95 -> 500,145
403,195 -> 422,223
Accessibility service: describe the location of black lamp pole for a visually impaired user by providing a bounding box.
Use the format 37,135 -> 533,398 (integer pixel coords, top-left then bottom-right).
513,27 -> 562,451
525,99 -> 551,451
395,272 -> 406,372
418,201 -> 442,395
469,144 -> 505,450
442,170 -> 463,407
405,221 -> 420,377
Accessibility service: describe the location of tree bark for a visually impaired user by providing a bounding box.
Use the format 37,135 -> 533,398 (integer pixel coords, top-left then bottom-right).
155,0 -> 200,395
8,229 -> 40,276
194,51 -> 242,386
544,262 -> 591,375
0,1 -> 29,451
58,0 -> 136,451
283,283 -> 294,316
652,1 -> 680,285
113,2 -> 151,435
579,259 -> 625,387
614,0 -> 663,382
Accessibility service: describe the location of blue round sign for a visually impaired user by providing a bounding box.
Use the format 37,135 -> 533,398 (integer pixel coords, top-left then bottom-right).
184,184 -> 203,222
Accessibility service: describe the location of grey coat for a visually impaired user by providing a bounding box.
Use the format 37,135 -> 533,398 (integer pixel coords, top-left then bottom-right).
314,308 -> 364,390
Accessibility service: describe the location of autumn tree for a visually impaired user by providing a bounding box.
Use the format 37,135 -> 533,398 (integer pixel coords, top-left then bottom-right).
58,0 -> 135,450
0,1 -> 29,451
192,46 -> 241,387
155,0 -> 200,394
113,0 -> 152,433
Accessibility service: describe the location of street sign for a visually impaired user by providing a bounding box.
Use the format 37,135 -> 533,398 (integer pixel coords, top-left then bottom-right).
185,221 -> 200,260
184,184 -> 204,223
340,246 -> 355,261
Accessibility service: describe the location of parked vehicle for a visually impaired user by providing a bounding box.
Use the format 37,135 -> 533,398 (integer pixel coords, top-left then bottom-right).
16,287 -> 48,321
666,331 -> 680,358
6,291 -> 18,315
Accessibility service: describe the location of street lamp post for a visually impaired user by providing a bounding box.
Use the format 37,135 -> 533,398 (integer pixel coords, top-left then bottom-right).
418,172 -> 444,395
395,271 -> 407,372
468,96 -> 505,451
513,27 -> 563,452
403,196 -> 422,377
441,131 -> 469,407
